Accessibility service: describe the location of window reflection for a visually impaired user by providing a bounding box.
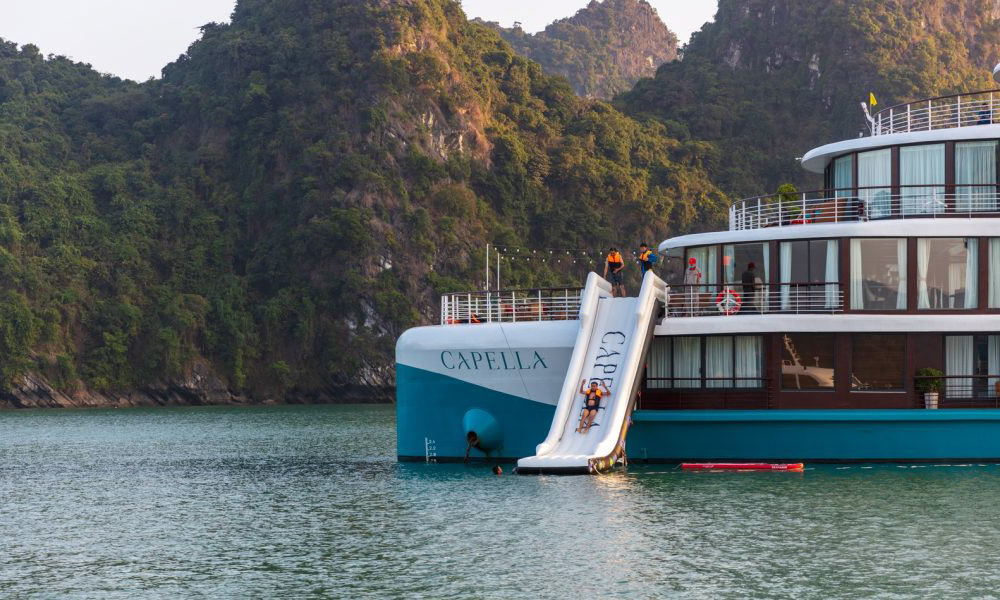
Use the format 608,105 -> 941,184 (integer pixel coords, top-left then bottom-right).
850,238 -> 907,310
917,238 -> 977,309
781,334 -> 835,390
852,334 -> 905,391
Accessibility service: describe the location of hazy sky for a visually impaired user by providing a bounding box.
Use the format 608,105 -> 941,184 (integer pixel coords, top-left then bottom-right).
0,0 -> 716,82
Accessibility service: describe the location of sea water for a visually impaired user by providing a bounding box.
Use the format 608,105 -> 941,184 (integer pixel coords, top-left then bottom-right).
2,404 -> 1000,598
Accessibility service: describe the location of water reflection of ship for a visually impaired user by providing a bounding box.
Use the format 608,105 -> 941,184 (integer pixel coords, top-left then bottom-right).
781,334 -> 835,389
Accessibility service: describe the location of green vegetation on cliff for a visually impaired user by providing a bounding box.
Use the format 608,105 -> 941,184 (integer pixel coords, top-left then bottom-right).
617,0 -> 1000,197
0,0 -> 725,396
485,0 -> 678,99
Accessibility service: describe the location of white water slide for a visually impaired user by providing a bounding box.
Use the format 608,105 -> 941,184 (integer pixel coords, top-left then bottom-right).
517,271 -> 667,474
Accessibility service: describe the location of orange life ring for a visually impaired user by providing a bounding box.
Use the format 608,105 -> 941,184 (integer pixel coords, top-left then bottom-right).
715,289 -> 742,315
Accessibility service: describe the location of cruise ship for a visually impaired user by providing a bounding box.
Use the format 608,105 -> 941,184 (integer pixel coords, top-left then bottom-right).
396,78 -> 1000,473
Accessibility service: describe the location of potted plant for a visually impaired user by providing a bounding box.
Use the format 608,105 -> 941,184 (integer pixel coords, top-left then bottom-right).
915,368 -> 944,409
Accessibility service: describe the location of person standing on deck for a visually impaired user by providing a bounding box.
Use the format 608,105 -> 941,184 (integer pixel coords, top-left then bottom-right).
604,247 -> 626,297
684,257 -> 702,315
637,243 -> 655,279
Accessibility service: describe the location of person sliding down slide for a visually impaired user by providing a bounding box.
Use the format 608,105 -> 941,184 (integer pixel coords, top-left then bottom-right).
576,380 -> 609,434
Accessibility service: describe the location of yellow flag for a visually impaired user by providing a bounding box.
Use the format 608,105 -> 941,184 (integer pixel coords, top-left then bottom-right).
869,92 -> 877,107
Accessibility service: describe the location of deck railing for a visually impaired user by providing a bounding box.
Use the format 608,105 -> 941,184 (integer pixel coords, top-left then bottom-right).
872,89 -> 1000,136
666,283 -> 843,317
441,287 -> 583,324
729,184 -> 1000,231
913,375 -> 1000,408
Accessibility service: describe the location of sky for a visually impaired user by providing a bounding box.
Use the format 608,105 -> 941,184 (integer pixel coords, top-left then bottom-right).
0,0 -> 716,82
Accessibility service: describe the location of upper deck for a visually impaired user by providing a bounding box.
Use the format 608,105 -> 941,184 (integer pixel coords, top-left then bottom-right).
870,89 -> 999,137
735,88 -> 1000,232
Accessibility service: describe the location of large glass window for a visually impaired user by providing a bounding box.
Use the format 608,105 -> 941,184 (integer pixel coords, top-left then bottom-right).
900,144 -> 945,215
850,238 -> 907,310
833,155 -> 852,199
991,239 -> 1000,309
781,334 -> 835,390
858,149 -> 891,218
779,240 -> 839,310
647,336 -> 763,389
944,335 -> 1000,400
705,336 -> 733,388
852,334 -> 905,391
956,141 -> 997,212
646,337 -> 672,389
916,238 -> 977,309
723,242 -> 769,313
673,336 -> 701,388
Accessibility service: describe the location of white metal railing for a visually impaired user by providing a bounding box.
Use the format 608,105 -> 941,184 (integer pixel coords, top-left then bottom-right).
441,287 -> 583,324
872,89 -> 1000,136
729,185 -> 1000,231
666,283 -> 843,317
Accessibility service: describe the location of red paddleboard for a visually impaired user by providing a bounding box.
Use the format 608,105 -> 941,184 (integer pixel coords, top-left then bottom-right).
682,462 -> 804,471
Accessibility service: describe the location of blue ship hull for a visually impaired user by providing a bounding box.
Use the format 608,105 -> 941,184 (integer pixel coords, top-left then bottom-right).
397,363 -> 1000,462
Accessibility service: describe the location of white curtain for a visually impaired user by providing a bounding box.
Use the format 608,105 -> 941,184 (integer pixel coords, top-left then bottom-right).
705,337 -> 733,389
896,239 -> 908,310
850,239 -> 864,309
900,144 -> 945,215
673,337 -> 701,388
646,337 -> 671,389
735,336 -> 762,389
859,149 -> 891,218
965,238 -> 978,309
834,155 -> 852,199
991,239 -> 1000,309
779,243 -> 792,311
990,336 -> 1000,398
956,141 -> 997,212
917,238 -> 931,309
707,246 -> 718,287
824,240 -> 839,309
947,263 -> 963,309
946,336 -> 974,400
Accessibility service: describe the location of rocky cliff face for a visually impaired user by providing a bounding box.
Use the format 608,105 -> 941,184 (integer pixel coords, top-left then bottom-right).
0,0 -> 726,407
486,0 -> 678,99
618,0 -> 1000,196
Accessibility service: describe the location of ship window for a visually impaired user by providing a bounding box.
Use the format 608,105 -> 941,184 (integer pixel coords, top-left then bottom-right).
781,334 -> 835,390
646,337 -> 672,389
852,334 -> 905,391
833,155 -> 852,199
956,141 -> 997,212
646,336 -> 763,389
672,336 -> 701,388
917,238 -> 977,309
991,239 -> 1000,308
944,335 -> 1000,400
900,144 -> 945,215
779,240 -> 839,311
723,243 -> 769,313
858,149 -> 891,218
661,247 -> 686,286
849,238 -> 907,310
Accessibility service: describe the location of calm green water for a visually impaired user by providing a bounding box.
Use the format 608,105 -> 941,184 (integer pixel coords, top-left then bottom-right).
3,404 -> 1000,598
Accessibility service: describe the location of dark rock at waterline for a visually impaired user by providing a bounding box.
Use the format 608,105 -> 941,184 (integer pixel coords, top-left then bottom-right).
0,364 -> 394,409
